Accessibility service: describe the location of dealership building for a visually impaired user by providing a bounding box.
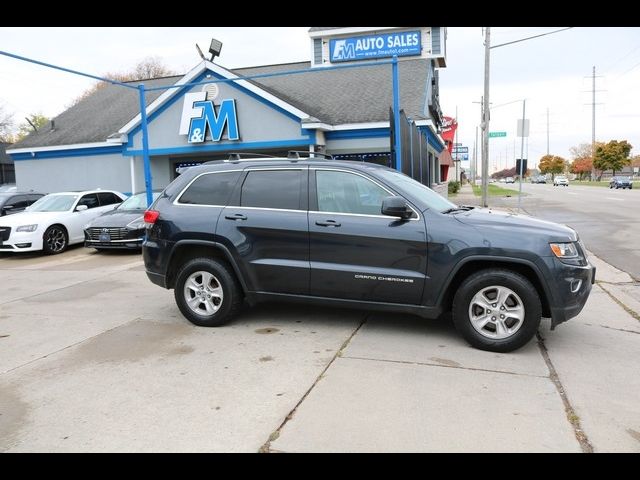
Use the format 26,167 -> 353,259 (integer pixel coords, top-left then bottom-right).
8,27 -> 449,195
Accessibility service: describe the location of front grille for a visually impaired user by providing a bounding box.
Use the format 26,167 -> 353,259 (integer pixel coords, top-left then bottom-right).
0,226 -> 11,241
86,227 -> 129,241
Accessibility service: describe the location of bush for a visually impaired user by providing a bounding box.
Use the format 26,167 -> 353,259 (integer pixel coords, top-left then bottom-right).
448,181 -> 461,194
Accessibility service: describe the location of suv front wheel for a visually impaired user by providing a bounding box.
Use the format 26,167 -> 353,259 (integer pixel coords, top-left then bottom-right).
452,269 -> 542,352
174,257 -> 243,327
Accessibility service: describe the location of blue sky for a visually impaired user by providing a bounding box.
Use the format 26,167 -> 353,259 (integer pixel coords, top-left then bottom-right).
1,27 -> 639,171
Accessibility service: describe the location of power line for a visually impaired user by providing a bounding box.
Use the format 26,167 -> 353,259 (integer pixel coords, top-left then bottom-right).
601,42 -> 640,75
490,27 -> 574,49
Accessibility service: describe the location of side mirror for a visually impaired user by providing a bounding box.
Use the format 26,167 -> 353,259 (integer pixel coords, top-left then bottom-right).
381,196 -> 413,219
75,204 -> 89,212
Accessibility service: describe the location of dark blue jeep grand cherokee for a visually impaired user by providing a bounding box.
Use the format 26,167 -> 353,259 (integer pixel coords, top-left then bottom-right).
142,154 -> 595,352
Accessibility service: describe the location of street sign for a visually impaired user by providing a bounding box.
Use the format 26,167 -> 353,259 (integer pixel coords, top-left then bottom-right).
489,131 -> 507,138
517,119 -> 530,137
453,153 -> 469,161
452,146 -> 469,153
516,159 -> 528,174
454,142 -> 463,146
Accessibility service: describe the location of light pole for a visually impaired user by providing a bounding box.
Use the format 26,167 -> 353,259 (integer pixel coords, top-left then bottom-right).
482,27 -> 574,208
482,28 -> 491,207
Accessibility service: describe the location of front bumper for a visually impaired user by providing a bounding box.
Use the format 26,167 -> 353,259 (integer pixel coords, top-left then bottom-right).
0,228 -> 44,252
84,227 -> 144,250
85,238 -> 143,250
546,257 -> 595,328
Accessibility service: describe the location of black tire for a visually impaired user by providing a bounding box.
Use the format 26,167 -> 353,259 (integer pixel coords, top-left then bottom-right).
42,225 -> 68,255
174,257 -> 243,327
452,269 -> 542,353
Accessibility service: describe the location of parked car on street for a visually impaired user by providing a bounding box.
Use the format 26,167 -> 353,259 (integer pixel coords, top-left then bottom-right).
609,176 -> 632,189
0,189 -> 126,254
530,175 -> 546,184
85,191 -> 162,251
553,175 -> 569,186
0,192 -> 44,216
142,154 -> 595,353
505,177 -> 515,183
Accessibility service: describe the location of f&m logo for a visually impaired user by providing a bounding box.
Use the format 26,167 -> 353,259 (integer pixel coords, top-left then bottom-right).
179,92 -> 240,143
332,40 -> 356,61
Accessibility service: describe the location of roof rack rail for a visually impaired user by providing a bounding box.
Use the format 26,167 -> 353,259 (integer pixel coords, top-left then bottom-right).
287,150 -> 334,160
224,153 -> 275,162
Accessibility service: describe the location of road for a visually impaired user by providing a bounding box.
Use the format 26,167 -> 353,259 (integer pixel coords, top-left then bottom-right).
489,182 -> 640,280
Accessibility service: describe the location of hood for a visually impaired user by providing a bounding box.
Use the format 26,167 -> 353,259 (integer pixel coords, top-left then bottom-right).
0,211 -> 69,227
86,209 -> 143,228
453,208 -> 577,242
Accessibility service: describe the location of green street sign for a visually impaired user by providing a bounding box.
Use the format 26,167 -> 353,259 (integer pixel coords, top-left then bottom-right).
489,131 -> 507,138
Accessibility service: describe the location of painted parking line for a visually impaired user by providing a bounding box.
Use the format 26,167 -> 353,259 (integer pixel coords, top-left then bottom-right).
605,197 -> 625,201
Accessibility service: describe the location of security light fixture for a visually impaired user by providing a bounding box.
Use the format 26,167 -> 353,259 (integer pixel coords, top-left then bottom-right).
209,38 -> 223,61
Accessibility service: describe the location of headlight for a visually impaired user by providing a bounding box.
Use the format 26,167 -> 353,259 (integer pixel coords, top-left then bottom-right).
16,224 -> 38,232
126,216 -> 145,230
550,242 -> 578,258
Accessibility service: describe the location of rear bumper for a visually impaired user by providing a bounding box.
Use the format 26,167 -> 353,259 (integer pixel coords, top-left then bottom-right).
146,270 -> 168,288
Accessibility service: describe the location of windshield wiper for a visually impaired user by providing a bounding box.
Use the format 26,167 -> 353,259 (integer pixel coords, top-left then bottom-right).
441,205 -> 475,214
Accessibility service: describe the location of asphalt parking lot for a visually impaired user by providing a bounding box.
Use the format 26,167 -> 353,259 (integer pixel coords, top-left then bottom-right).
1,245 -> 639,452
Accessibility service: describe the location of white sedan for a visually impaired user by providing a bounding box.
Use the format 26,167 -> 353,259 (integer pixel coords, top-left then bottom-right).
0,190 -> 126,254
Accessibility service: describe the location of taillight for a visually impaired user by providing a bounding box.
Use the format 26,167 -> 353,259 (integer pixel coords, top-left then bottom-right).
144,210 -> 160,224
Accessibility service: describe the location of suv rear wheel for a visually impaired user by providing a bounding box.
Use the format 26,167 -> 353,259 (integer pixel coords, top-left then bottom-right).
452,269 -> 542,352
174,258 -> 243,327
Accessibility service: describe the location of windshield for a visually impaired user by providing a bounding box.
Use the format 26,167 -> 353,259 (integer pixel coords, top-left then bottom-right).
375,169 -> 456,212
118,192 -> 161,210
28,194 -> 78,212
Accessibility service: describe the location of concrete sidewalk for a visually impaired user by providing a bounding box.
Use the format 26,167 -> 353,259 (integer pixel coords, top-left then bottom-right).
268,251 -> 640,453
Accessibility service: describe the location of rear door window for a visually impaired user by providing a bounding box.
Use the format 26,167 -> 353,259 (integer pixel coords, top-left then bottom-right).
240,170 -> 303,210
97,192 -> 121,206
178,171 -> 242,206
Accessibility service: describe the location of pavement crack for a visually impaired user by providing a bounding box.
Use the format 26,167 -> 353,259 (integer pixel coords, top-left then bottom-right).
340,355 -> 549,378
536,331 -> 594,453
595,324 -> 640,335
596,282 -> 640,323
258,314 -> 368,453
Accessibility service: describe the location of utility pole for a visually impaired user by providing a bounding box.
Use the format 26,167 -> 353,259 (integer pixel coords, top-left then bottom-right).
546,107 -> 550,155
472,125 -> 478,184
585,66 -> 604,181
591,66 -> 596,181
455,105 -> 459,182
518,100 -> 526,212
482,27 -> 491,207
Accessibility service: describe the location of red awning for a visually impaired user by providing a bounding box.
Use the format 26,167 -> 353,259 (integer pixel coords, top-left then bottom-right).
438,149 -> 453,166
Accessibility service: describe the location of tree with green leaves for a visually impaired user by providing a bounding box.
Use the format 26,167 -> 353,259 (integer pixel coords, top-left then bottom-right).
538,155 -> 567,178
16,113 -> 49,142
593,140 -> 632,176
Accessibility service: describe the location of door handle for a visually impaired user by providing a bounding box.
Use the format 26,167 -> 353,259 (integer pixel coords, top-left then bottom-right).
315,220 -> 341,227
225,213 -> 247,221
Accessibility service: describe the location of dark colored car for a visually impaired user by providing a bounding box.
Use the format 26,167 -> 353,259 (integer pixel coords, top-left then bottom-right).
84,191 -> 161,250
0,192 -> 45,216
142,154 -> 595,353
609,176 -> 632,189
